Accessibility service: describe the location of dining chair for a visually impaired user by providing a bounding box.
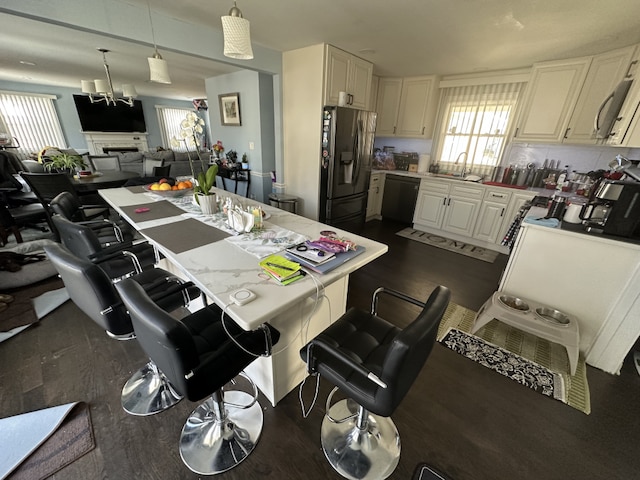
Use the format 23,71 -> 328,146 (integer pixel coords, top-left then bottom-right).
89,155 -> 121,172
300,285 -> 450,480
143,157 -> 163,176
20,172 -> 110,221
152,164 -> 171,177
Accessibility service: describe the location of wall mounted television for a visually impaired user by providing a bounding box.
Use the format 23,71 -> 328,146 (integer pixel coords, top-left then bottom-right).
73,94 -> 147,133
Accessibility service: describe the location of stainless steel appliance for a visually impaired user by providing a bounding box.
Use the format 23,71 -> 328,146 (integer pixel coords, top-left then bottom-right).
581,180 -> 640,238
381,174 -> 420,223
319,106 -> 377,232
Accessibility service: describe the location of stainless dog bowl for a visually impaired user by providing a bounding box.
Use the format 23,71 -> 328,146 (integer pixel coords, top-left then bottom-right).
498,295 -> 529,311
535,307 -> 571,325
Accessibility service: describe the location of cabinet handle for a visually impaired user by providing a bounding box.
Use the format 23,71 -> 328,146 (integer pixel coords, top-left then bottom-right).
393,126 -> 396,134
421,126 -> 425,135
625,60 -> 638,78
447,197 -> 451,206
500,208 -> 505,217
514,127 -> 519,138
442,197 -> 447,206
564,127 -> 571,139
491,193 -> 506,198
348,94 -> 354,105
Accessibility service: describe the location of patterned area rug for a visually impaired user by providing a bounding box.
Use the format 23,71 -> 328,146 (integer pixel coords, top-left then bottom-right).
437,302 -> 591,414
396,228 -> 499,263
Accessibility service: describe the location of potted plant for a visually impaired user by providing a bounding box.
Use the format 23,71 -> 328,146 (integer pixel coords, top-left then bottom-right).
194,164 -> 219,215
242,153 -> 249,170
43,152 -> 86,174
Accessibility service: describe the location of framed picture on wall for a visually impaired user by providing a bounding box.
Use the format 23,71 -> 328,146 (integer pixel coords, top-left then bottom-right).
218,92 -> 242,126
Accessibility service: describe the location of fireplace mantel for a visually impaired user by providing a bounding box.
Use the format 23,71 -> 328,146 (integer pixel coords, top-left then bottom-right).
84,132 -> 149,155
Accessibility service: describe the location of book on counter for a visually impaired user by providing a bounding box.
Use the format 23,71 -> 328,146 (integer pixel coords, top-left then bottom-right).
285,243 -> 335,265
284,246 -> 366,274
259,254 -> 306,285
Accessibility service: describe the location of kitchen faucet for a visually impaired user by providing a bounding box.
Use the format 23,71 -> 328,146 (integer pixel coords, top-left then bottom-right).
455,152 -> 469,176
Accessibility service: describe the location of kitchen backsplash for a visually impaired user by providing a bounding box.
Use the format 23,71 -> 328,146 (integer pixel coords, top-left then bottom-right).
375,135 -> 639,174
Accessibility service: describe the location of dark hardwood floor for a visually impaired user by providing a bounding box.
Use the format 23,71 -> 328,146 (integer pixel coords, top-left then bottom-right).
1,219 -> 639,479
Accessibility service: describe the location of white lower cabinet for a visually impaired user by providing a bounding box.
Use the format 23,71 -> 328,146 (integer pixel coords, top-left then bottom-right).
366,173 -> 385,220
473,188 -> 512,243
413,180 -> 449,228
442,195 -> 481,237
412,177 -> 536,252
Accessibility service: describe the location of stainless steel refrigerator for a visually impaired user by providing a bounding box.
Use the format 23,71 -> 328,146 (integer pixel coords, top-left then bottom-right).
319,106 -> 377,232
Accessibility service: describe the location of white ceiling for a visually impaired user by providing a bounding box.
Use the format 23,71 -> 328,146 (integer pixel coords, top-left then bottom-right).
2,0 -> 640,100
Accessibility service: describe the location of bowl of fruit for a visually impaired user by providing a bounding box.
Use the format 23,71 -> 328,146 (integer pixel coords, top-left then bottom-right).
144,178 -> 194,197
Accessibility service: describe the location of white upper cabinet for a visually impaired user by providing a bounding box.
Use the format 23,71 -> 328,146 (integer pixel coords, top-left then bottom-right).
607,45 -> 640,146
514,57 -> 591,143
375,78 -> 403,136
324,45 -> 373,110
375,76 -> 438,138
566,45 -> 637,144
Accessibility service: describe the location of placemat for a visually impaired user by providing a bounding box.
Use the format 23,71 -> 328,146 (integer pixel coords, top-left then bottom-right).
120,201 -> 186,222
125,185 -> 146,194
140,218 -> 230,254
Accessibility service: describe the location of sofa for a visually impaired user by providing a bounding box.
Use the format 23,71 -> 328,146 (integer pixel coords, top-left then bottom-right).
112,150 -> 209,178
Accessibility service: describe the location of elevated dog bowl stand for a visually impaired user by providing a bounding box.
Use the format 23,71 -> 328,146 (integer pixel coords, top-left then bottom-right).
472,291 -> 580,375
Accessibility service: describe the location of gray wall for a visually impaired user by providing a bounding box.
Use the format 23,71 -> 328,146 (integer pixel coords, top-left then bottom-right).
0,80 -> 195,152
205,70 -> 276,202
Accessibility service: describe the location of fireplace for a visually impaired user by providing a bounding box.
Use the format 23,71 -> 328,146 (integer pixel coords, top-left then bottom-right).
103,147 -> 140,154
84,132 -> 149,155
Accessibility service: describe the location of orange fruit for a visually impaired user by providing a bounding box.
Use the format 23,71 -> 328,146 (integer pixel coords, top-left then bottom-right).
183,180 -> 193,188
172,185 -> 179,190
177,181 -> 188,190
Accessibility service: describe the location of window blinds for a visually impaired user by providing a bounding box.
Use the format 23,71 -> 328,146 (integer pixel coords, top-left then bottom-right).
155,106 -> 194,151
433,82 -> 524,178
0,91 -> 66,158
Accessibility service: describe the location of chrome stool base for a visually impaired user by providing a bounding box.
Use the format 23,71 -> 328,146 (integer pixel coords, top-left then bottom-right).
179,390 -> 263,475
121,361 -> 182,416
321,398 -> 400,480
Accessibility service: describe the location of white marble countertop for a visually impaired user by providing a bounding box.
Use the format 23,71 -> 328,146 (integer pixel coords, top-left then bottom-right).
100,186 -> 389,330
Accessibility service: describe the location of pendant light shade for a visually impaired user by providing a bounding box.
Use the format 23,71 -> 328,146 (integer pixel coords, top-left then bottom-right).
148,52 -> 172,84
146,1 -> 172,84
222,2 -> 254,60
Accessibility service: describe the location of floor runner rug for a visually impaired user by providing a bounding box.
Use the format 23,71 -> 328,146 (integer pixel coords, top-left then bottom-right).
396,228 -> 499,263
437,302 -> 591,414
1,402 -> 94,480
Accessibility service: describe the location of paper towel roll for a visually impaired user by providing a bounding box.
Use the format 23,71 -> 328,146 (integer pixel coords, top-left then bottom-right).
418,154 -> 431,173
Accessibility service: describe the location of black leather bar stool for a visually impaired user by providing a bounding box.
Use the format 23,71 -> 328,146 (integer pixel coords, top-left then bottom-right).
116,277 -> 280,475
44,242 -> 201,416
300,285 -> 450,480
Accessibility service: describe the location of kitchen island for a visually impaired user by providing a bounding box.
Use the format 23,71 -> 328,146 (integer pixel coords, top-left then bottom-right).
499,207 -> 640,374
99,186 -> 388,405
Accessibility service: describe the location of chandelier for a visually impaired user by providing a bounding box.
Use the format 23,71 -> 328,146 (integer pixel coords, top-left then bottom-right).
81,48 -> 137,107
146,1 -> 171,84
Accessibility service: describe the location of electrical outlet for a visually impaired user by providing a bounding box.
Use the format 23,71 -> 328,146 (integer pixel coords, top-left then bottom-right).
249,142 -> 255,150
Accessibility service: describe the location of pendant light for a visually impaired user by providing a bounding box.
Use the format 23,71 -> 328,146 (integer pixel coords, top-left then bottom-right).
147,2 -> 171,84
221,1 -> 254,60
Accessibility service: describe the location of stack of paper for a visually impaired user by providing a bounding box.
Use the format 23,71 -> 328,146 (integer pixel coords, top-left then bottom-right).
259,255 -> 306,285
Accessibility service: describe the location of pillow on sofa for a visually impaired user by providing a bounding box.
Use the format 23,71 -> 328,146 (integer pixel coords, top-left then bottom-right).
146,150 -> 175,162
118,152 -> 144,165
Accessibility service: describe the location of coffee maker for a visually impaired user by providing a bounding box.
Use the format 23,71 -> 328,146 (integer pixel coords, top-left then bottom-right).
581,180 -> 640,238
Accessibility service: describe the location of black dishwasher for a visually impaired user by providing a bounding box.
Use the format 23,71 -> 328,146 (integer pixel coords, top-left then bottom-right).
381,174 -> 420,223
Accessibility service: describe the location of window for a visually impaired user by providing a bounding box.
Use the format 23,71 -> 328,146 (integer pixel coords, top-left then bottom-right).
156,106 -> 205,151
0,91 -> 66,159
433,82 -> 524,178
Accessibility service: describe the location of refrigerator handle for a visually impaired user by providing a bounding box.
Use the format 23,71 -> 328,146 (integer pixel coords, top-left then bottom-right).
353,118 -> 362,184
